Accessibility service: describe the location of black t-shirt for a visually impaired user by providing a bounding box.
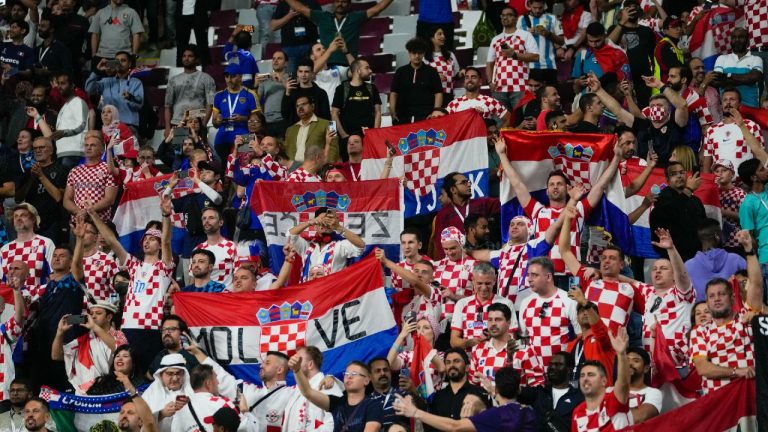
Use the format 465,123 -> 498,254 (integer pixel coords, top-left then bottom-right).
18,162 -> 67,232
426,381 -> 487,432
328,393 -> 384,432
391,63 -> 443,121
273,0 -> 321,46
634,117 -> 684,168
609,24 -> 655,78
570,120 -> 601,133
332,82 -> 381,135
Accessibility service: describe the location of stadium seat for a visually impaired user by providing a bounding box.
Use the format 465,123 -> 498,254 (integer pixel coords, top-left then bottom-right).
379,92 -> 389,114
221,0 -> 251,10
361,16 -> 391,37
374,72 -> 395,94
383,33 -> 412,54
391,15 -> 417,35
238,9 -> 259,26
382,0 -> 411,16
138,67 -> 170,88
210,10 -> 237,28
349,1 -> 376,11
209,45 -> 226,65
358,36 -> 382,57
205,64 -> 227,90
366,53 -> 394,73
394,51 -> 409,68
159,48 -> 177,67
475,46 -> 490,65
265,43 -> 282,59
454,47 -> 473,68
217,27 -> 235,45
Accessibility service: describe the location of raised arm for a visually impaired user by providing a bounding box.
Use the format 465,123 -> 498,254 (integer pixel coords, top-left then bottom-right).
366,0 -> 394,19
625,150 -> 658,197
588,73 -> 636,126
393,395 -> 476,432
609,327 -> 630,404
386,319 -> 417,370
71,216 -> 86,281
732,109 -> 768,166
89,208 -> 128,264
642,75 -> 688,127
375,248 -> 430,297
651,228 -> 692,292
160,196 -> 174,267
585,143 -> 622,208
288,355 -> 331,411
737,230 -> 767,312
557,206 -> 583,275
494,136 -> 532,208
283,0 -> 311,17
543,208 -> 567,245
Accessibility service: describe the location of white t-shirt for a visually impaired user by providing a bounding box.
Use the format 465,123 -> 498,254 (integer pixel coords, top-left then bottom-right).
627,386 -> 663,415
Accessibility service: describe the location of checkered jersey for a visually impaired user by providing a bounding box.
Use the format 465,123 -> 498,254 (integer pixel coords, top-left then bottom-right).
122,255 -> 174,330
720,186 -> 746,248
398,350 -> 444,391
0,235 -> 55,286
445,95 -> 508,119
286,167 -> 321,183
82,251 -> 118,302
703,120 -> 763,170
571,391 -> 631,432
392,260 -> 415,291
434,257 -> 476,321
739,0 -> 768,50
689,307 -> 755,394
469,340 -> 508,385
682,87 -> 713,127
640,283 -> 695,368
452,295 -> 517,341
262,153 -> 287,181
578,268 -> 643,334
491,237 -> 552,305
426,52 -> 459,93
0,316 -> 21,401
194,239 -> 238,287
518,290 -> 579,382
66,162 -> 118,222
525,197 -> 590,275
488,30 -> 538,93
401,282 -> 443,325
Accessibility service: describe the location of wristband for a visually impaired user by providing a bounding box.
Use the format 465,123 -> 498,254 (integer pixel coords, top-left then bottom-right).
745,250 -> 756,256
659,84 -> 668,93
162,212 -> 171,218
731,368 -> 737,378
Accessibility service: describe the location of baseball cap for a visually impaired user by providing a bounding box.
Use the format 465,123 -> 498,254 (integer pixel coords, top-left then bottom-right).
224,63 -> 241,76
11,203 -> 41,227
198,160 -> 222,176
713,159 -> 735,172
89,300 -> 118,314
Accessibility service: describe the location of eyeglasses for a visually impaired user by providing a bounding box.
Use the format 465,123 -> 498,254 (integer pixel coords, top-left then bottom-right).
161,326 -> 180,333
343,371 -> 368,378
539,301 -> 551,318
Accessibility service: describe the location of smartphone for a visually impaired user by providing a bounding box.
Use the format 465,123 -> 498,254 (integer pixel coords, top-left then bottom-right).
257,73 -> 271,78
177,169 -> 190,179
328,121 -> 337,134
405,311 -> 418,323
400,367 -> 410,379
385,139 -> 397,156
568,276 -> 579,289
171,127 -> 190,146
180,335 -> 190,349
500,42 -> 510,49
176,395 -> 189,404
241,25 -> 255,33
106,59 -> 120,70
67,315 -> 86,325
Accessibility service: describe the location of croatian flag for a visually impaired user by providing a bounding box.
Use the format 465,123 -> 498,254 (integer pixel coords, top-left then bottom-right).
688,6 -> 745,70
360,111 -> 488,218
251,179 -> 403,275
172,256 -> 398,384
621,164 -> 721,258
498,130 -> 629,249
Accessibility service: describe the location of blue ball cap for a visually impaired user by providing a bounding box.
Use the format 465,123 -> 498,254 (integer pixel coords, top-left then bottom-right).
224,63 -> 241,76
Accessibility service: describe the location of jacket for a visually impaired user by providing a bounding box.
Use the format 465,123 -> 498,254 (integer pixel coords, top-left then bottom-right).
284,117 -> 340,162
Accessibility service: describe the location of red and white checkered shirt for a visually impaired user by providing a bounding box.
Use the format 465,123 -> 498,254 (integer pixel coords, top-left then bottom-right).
681,87 -> 713,128
445,94 -> 508,119
640,283 -> 695,368
399,350 -> 444,391
739,0 -> 768,50
487,30 -> 539,93
0,235 -> 55,286
452,295 -> 517,342
426,52 -> 460,93
720,186 -> 747,248
517,290 -> 579,384
122,255 -> 174,330
703,119 -> 764,170
392,260 -> 416,291
578,268 -> 643,334
65,162 -> 118,222
433,256 -> 476,321
286,167 -> 321,183
262,153 -> 288,181
0,316 -> 21,401
525,197 -> 591,275
689,306 -> 755,394
194,238 -> 238,288
491,236 -> 552,306
82,251 -> 119,303
571,391 -> 632,432
469,340 -> 509,385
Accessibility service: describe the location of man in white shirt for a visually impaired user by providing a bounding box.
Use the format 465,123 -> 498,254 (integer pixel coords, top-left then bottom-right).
51,71 -> 88,165
143,353 -> 194,432
446,67 -> 510,126
283,346 -> 342,432
625,347 -> 662,423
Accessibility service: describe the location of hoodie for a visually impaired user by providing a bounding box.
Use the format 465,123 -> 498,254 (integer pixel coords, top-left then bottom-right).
684,248 -> 746,300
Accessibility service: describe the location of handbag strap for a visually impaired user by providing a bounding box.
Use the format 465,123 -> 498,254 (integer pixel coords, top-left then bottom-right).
187,400 -> 207,432
502,246 -> 526,298
249,384 -> 286,411
340,400 -> 366,432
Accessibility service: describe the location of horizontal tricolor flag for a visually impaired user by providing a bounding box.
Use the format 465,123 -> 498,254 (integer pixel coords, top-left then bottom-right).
688,6 -> 745,70
360,110 -> 488,218
172,256 -> 398,384
621,164 -> 721,258
250,179 -> 403,275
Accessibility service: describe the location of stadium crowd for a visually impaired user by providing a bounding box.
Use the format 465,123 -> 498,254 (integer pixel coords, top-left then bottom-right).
0,0 -> 764,430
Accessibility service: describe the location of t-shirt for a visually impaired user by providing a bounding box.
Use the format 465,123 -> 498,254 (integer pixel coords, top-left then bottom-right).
66,162 -> 118,222
418,0 -> 452,23
703,120 -> 764,170
332,82 -> 381,136
612,24 -> 655,78
165,70 -> 216,125
714,52 -> 763,107
627,386 -> 663,417
0,316 -> 22,400
571,391 -> 631,432
182,280 -> 226,293
739,0 -> 768,50
425,52 -> 460,93
469,402 -> 537,432
488,30 -> 539,93
122,255 -> 174,330
292,236 -> 363,280
82,251 -> 119,303
433,257 -> 476,321
0,42 -> 34,74
0,235 -> 55,286
452,295 -> 517,342
720,186 -> 747,248
327,394 -> 383,432
212,88 -> 261,146
489,237 -> 552,307
88,4 -> 145,58
224,42 -> 259,88
738,190 -> 768,264
391,63 -> 443,120
517,13 -> 564,70
524,197 -> 590,275
309,10 -> 368,66
634,117 -> 684,167
273,0 -> 320,46
469,340 -> 509,385
577,268 -> 643,333
640,283 -> 695,368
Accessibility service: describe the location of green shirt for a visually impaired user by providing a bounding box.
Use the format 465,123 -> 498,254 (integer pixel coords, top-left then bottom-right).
309,10 -> 368,66
739,191 -> 768,263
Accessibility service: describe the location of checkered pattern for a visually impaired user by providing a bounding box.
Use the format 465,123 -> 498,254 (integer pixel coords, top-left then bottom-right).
640,284 -> 695,368
66,162 -> 118,222
469,341 -> 508,385
452,295 -> 517,341
526,198 -> 588,274
571,391 -> 631,432
689,307 -> 755,394
434,257 -> 476,321
446,95 -> 508,119
511,345 -> 545,387
0,316 -> 21,401
703,120 -> 764,170
262,153 -> 287,181
195,239 -> 238,287
392,260 -> 416,291
518,291 -> 579,382
298,212 -> 346,241
426,52 -> 458,93
82,251 -> 119,303
682,87 -> 714,127
579,269 -> 640,334
121,255 -> 175,330
404,148 -> 441,197
495,243 -> 526,302
554,156 -> 592,191
260,322 -> 307,357
687,6 -> 743,55
741,0 -> 768,50
0,235 -> 55,286
287,167 -> 321,183
490,32 -> 531,93
720,186 -> 746,247
398,350 -> 443,391
586,226 -> 611,266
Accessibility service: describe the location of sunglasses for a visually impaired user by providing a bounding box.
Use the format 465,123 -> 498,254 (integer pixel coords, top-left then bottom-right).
539,301 -> 551,318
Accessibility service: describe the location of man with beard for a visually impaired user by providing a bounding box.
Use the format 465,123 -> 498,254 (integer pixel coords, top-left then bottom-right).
710,160 -> 748,253
285,94 -> 338,164
690,57 -> 723,123
182,249 -> 226,293
6,85 -> 57,145
257,51 -> 290,138
118,396 -> 159,432
572,23 -> 630,93
164,44 -> 215,135
702,89 -> 764,173
0,379 -> 31,430
376,247 -> 441,326
367,358 -> 409,429
332,58 -> 381,160
607,0 -> 655,106
667,65 -> 714,151
424,348 -> 487,432
22,399 -> 54,432
711,27 -> 764,108
33,14 -> 72,83
239,352 -> 301,432
463,215 -> 493,251
652,17 -> 684,86
571,327 -> 631,432
690,230 -> 766,394
518,351 -> 583,432
142,354 -> 194,431
51,71 -> 88,167
535,85 -> 566,131
517,0 -> 565,85
446,67 -> 511,127
739,158 -> 768,290
192,207 -> 237,287
468,303 -> 516,384
625,348 -> 662,423
147,315 -> 200,377
86,52 -> 145,133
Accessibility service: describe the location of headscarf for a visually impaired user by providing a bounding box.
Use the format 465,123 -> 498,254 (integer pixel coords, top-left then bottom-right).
142,354 -> 193,417
416,312 -> 441,342
440,226 -> 465,247
511,215 -> 534,240
101,104 -> 122,137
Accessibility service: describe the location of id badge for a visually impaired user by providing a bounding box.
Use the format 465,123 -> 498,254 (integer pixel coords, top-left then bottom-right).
294,26 -> 306,37
225,125 -> 234,132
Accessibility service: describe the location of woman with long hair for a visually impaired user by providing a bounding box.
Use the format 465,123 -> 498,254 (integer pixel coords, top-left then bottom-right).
87,345 -> 146,396
424,27 -> 461,106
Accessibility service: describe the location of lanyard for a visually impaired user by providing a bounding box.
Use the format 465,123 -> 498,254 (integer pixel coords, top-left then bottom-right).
39,45 -> 51,62
453,203 -> 469,223
350,164 -> 359,181
752,192 -> 768,213
334,16 -> 347,34
227,90 -> 241,117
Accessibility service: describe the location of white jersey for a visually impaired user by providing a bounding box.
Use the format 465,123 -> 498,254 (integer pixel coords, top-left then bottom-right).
171,391 -> 259,432
283,372 -> 343,432
242,381 -> 296,432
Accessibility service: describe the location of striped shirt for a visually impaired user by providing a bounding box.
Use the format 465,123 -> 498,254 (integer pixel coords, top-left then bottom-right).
517,13 -> 564,70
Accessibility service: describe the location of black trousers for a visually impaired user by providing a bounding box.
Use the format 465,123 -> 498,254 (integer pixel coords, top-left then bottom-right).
129,0 -> 159,43
176,14 -> 210,66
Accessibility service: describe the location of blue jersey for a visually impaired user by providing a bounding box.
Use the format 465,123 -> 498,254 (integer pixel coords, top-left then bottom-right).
224,42 -> 260,88
213,88 -> 260,146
